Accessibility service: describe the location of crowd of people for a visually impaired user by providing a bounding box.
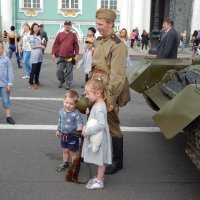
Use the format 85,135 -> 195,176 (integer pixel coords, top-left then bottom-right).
1,7 -> 200,191
0,8 -> 130,190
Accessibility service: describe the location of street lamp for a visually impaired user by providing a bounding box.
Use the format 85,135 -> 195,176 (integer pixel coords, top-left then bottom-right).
149,0 -> 160,55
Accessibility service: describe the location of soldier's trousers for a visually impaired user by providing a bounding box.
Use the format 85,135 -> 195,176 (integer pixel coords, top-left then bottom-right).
107,104 -> 122,138
56,61 -> 73,84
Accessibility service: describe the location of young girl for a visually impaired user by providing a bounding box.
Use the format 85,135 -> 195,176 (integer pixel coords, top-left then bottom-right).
22,23 -> 31,79
82,79 -> 112,190
77,37 -> 94,87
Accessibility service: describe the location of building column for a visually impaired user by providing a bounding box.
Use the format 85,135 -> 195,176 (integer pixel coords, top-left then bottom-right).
130,0 -> 151,35
119,0 -> 129,30
1,0 -> 13,33
191,0 -> 200,34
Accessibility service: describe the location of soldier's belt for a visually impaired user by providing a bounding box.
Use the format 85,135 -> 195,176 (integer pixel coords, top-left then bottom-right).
93,69 -> 107,75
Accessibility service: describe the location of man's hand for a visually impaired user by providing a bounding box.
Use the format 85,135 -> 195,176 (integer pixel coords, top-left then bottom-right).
52,54 -> 56,61
74,55 -> 78,63
108,104 -> 114,112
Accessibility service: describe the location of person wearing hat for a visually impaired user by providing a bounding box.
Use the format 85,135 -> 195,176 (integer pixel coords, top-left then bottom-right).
52,21 -> 79,90
85,8 -> 130,179
77,37 -> 94,87
87,27 -> 96,39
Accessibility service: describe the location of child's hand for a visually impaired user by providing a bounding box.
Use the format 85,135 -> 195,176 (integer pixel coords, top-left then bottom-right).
76,127 -> 82,132
6,86 -> 11,93
82,129 -> 87,138
86,108 -> 90,115
56,130 -> 60,137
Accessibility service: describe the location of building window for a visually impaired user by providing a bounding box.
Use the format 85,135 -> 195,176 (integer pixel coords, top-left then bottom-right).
58,0 -> 82,17
23,0 -> 41,9
101,0 -> 117,10
61,0 -> 79,9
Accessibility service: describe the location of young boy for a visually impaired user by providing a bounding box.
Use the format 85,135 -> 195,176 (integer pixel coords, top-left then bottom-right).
77,37 -> 94,87
0,42 -> 15,124
56,90 -> 83,171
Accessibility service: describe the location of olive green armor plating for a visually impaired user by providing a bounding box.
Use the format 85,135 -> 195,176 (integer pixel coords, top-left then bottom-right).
128,56 -> 200,170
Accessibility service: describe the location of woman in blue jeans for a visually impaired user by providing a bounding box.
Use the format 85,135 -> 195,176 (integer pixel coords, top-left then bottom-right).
22,23 -> 31,79
28,23 -> 45,89
8,26 -> 22,68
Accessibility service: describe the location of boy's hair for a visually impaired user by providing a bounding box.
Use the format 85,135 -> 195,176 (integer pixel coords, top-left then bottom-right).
85,79 -> 106,99
88,27 -> 96,35
64,90 -> 79,103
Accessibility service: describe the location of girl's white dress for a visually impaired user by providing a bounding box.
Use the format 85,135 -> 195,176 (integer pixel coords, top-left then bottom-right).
82,101 -> 112,166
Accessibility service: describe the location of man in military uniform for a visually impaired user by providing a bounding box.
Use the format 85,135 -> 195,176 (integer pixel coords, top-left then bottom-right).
91,8 -> 128,174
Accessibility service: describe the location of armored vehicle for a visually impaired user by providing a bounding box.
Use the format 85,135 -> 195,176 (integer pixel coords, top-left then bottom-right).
128,56 -> 200,170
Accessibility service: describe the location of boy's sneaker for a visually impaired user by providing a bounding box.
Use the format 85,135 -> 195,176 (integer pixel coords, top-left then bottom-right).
85,177 -> 104,190
22,75 -> 29,79
6,117 -> 16,125
56,162 -> 69,172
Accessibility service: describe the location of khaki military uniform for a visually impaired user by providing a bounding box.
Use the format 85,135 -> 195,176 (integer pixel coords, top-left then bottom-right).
91,31 -> 127,138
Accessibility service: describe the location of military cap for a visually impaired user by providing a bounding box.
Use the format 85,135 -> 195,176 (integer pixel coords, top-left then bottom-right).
96,8 -> 116,22
85,37 -> 94,44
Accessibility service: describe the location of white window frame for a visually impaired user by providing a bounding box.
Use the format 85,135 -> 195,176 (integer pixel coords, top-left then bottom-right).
58,0 -> 82,10
19,0 -> 43,16
58,0 -> 82,17
97,0 -> 120,12
20,0 -> 43,10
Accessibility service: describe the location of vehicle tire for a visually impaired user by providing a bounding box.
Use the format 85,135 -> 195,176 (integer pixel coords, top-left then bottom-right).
184,115 -> 200,171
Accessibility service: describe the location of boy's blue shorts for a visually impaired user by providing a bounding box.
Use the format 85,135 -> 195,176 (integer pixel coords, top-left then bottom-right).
60,133 -> 79,152
0,87 -> 12,109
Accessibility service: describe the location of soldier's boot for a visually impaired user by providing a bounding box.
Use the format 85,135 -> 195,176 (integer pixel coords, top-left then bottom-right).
105,136 -> 123,174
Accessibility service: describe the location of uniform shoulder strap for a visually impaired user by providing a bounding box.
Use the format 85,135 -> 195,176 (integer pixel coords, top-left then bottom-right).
111,34 -> 121,44
96,36 -> 103,41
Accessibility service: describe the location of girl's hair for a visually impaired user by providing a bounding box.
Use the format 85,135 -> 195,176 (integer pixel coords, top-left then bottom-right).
119,28 -> 128,41
85,79 -> 106,99
23,23 -> 31,30
30,23 -> 40,36
143,29 -> 148,36
64,90 -> 79,103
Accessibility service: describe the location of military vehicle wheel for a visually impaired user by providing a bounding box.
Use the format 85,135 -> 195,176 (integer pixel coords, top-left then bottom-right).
143,94 -> 160,111
184,115 -> 200,171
